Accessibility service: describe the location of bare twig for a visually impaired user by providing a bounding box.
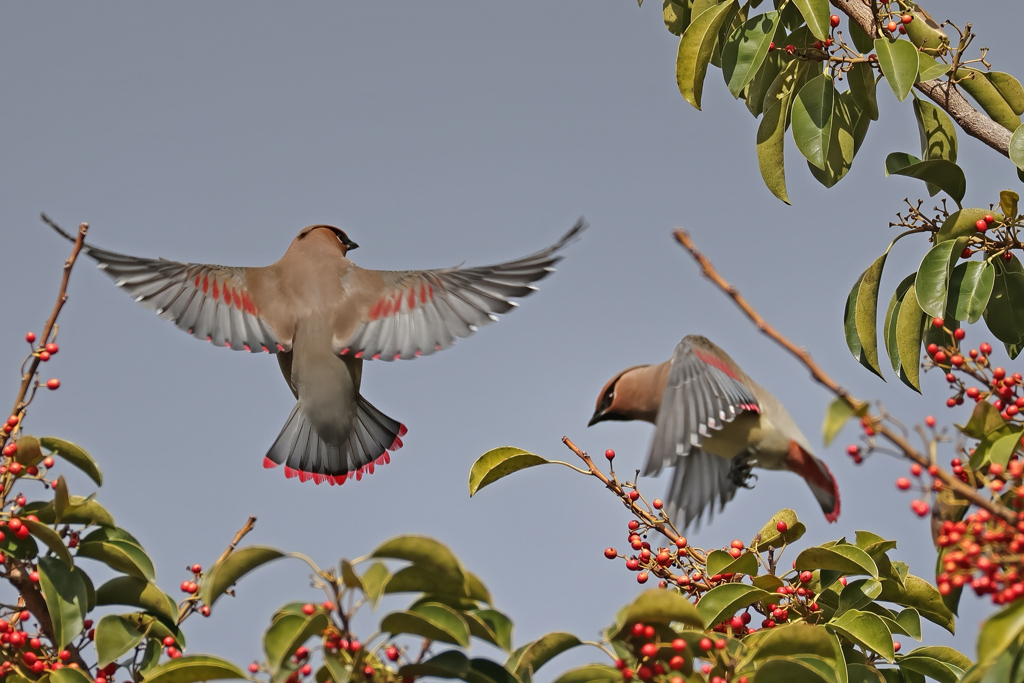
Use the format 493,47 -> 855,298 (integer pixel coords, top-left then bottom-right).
673,228 -> 1017,526
213,516 -> 257,567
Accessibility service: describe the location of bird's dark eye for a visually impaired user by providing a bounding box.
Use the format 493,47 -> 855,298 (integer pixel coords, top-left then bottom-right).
599,387 -> 615,412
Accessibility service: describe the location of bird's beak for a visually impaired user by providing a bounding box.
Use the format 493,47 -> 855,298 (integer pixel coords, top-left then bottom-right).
587,410 -> 605,427
345,239 -> 359,251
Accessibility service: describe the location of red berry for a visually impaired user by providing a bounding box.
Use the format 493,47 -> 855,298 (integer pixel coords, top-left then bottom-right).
631,623 -> 646,637
5,417 -> 17,428
894,642 -> 901,652
295,647 -> 309,659
248,664 -> 259,674
985,214 -> 995,224
622,669 -> 634,680
981,342 -> 993,355
699,638 -> 713,651
675,537 -> 687,549
2,444 -> 16,457
911,463 -> 923,476
46,379 -> 60,390
933,317 -> 944,328
887,20 -> 898,32
637,572 -> 648,584
38,352 -> 49,362
28,571 -> 38,583
45,344 -> 58,355
925,416 -> 936,427
640,643 -> 658,658
829,14 -> 840,27
976,219 -> 989,232
301,603 -> 315,615
715,638 -> 726,650
9,463 -> 21,475
626,558 -> 640,571
671,638 -> 686,651
730,539 -> 744,549
605,548 -> 617,559
301,665 -> 312,676
652,499 -> 663,509
784,45 -> 795,54
768,41 -> 775,51
896,478 -> 911,490
902,14 -> 913,24
951,355 -> 964,366
42,457 -> 53,468
934,351 -> 947,363
669,656 -> 684,670
191,564 -> 202,574
800,571 -> 813,583
776,521 -> 788,533
954,328 -> 966,340
628,491 -> 640,501
628,520 -> 640,531
24,333 -> 35,343
605,449 -> 615,460
386,646 -> 399,662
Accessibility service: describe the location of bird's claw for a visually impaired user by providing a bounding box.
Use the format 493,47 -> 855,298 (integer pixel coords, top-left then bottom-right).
728,454 -> 756,488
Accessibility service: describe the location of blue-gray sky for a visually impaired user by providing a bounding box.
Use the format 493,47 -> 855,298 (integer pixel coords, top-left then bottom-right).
1,0 -> 1021,671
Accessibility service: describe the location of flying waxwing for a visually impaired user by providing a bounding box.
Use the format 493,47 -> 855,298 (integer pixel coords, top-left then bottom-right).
588,335 -> 839,529
50,219 -> 586,485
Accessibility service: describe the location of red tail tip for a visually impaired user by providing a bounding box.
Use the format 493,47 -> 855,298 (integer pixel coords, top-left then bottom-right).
263,457 -> 279,470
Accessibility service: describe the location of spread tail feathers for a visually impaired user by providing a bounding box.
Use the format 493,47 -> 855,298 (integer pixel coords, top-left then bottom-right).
785,440 -> 840,522
264,396 -> 406,485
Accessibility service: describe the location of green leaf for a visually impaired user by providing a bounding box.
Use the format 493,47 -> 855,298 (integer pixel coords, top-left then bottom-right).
320,657 -> 351,683
95,576 -> 178,624
752,623 -> 844,663
792,74 -> 836,170
936,208 -> 992,242
848,62 -> 878,121
723,12 -> 780,97
988,73 -> 1024,116
199,546 -> 285,610
469,447 -> 553,497
846,663 -> 886,683
40,437 -> 103,486
949,262 -> 995,324
24,495 -> 116,528
914,98 -> 957,162
754,509 -> 806,550
904,8 -> 948,51
915,237 -> 969,318
796,545 -> 878,578
897,651 -> 968,683
676,1 -> 736,109
51,667 -> 96,683
0,526 -> 37,560
359,562 -> 390,608
96,614 -> 147,667
985,257 -> 1024,345
887,158 -> 966,206
838,579 -> 883,615
25,519 -> 73,566
550,665 -> 620,683
385,565 -> 490,601
958,396 -> 1005,440
141,655 -> 246,683
844,273 -> 884,378
663,0 -> 692,37
745,51 -> 785,117
893,608 -> 923,640
877,574 -> 955,634
466,609 -> 514,652
917,53 -> 950,83
848,20 -> 874,53
371,534 -> 466,585
263,611 -> 331,675
611,589 -> 703,638
697,584 -> 771,628
756,60 -> 812,204
506,633 -> 582,678
1012,124 -> 1024,172
14,435 -> 45,467
1001,190 -> 1019,220
883,274 -> 915,374
823,398 -> 866,447
77,536 -> 156,582
959,68 -> 1021,132
884,152 -> 920,176
855,253 -> 888,377
978,598 -> 1024,663
754,657 -> 834,683
400,651 -> 470,679
382,603 -> 471,647
791,0 -> 829,40
37,556 -> 89,650
706,550 -> 757,577
894,283 -> 924,391
874,38 -> 918,102
828,609 -> 895,662
467,658 -> 521,683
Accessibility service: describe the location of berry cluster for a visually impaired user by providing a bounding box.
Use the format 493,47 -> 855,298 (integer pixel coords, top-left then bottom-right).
935,508 -> 1024,605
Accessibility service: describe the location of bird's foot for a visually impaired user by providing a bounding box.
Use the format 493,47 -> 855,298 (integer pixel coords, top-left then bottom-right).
729,454 -> 757,489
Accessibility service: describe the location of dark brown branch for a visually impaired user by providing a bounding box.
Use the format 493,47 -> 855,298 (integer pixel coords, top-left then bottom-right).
673,228 -> 1018,526
831,0 -> 1013,157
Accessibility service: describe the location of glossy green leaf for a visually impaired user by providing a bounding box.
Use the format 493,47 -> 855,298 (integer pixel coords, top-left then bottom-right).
986,257 -> 1024,345
400,651 -> 470,679
95,576 -> 178,624
948,261 -> 995,324
894,282 -> 924,391
467,658 -> 521,683
960,68 -> 1021,132
978,597 -> 1024,663
753,622 -> 843,663
37,556 -> 89,650
199,545 -> 284,610
410,603 -> 471,646
13,436 -> 43,467
340,560 -> 362,590
874,38 -> 918,102
796,545 -> 878,578
466,609 -> 514,652
884,152 -> 920,176
958,395 -> 1005,440
125,612 -> 185,650
848,20 -> 873,53
550,665 -> 620,683
723,12 -> 779,97
756,60 -> 812,204
359,561 -> 389,608
385,564 -> 489,601
371,534 -> 465,583
663,0 -> 691,37
883,274 -> 915,373
904,7 -> 948,51
264,610 -> 330,675
24,495 -> 115,528
914,98 -> 957,162
754,657 -> 833,683
828,609 -> 895,662
791,0 -> 829,40
0,526 -> 37,560
988,73 -> 1024,116
848,62 -> 878,121
381,608 -> 469,647
936,209 -> 992,242
897,654 -> 966,683
844,273 -> 884,378
890,159 -> 966,205
792,75 -> 835,170
51,667 -> 95,683
823,398 -> 867,447
754,509 -> 805,550
917,53 -> 950,83
697,584 -> 770,628
612,589 -> 702,638
745,51 -> 784,118
676,1 -> 736,109
40,436 -> 103,486
915,237 -> 969,318
25,519 -> 73,566
506,633 -> 582,677
1001,190 -> 1019,220
77,537 -> 155,582
877,574 -> 955,634
470,447 -> 553,497
96,614 -> 147,667
855,253 -> 887,377
838,579 -> 883,615
894,608 -> 923,640
1011,124 -> 1024,172
846,663 -> 886,683
141,655 -> 246,683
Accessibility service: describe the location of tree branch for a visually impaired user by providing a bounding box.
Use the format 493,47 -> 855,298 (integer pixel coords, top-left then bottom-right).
673,228 -> 1018,526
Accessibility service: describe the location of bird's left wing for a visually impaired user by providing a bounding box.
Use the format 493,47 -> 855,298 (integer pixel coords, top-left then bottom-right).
50,224 -> 287,353
645,336 -> 760,477
334,219 -> 585,361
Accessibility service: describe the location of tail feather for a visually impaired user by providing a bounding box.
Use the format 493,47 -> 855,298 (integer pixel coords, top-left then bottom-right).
264,396 -> 406,485
785,440 -> 840,522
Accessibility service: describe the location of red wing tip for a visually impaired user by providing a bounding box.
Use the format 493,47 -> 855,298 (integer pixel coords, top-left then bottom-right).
263,457 -> 279,470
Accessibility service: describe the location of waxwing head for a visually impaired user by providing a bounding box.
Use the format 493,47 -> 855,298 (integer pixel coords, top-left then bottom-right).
295,225 -> 360,255
588,365 -> 648,426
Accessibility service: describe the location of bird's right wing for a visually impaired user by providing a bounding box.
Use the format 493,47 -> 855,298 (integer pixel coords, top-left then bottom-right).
663,449 -> 738,531
646,336 -> 760,477
334,219 -> 585,361
49,223 -> 287,353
